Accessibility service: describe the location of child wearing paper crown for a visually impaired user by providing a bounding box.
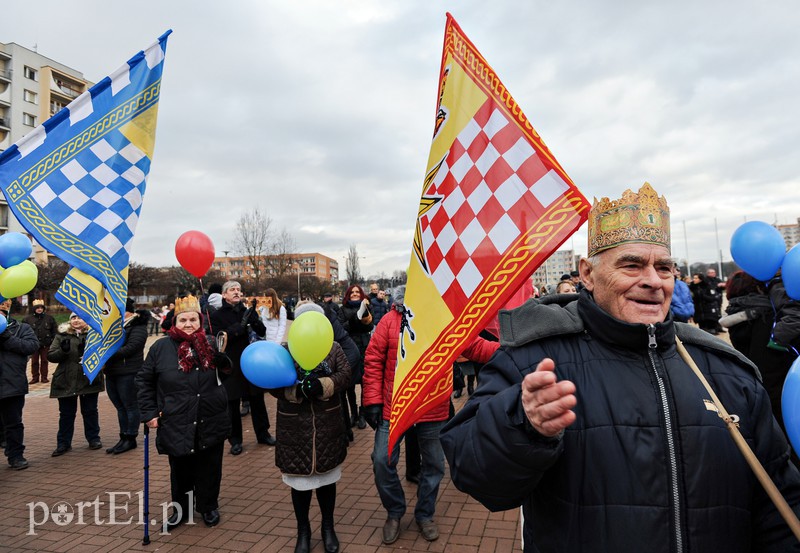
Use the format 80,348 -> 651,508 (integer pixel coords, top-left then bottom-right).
269,300 -> 351,553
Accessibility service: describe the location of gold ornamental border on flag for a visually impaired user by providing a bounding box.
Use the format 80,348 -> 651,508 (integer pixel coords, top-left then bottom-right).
389,191 -> 589,434
443,18 -> 572,185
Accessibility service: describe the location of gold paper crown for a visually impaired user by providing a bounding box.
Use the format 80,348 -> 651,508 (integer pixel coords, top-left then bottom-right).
33,299 -> 45,307
174,295 -> 201,316
587,182 -> 670,257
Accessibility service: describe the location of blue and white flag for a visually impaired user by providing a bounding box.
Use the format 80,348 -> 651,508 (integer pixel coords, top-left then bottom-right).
0,31 -> 171,382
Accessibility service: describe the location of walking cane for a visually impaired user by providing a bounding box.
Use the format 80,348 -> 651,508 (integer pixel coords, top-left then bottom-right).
142,423 -> 151,545
675,337 -> 800,541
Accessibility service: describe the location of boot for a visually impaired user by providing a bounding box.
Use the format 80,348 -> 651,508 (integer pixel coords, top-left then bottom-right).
113,434 -> 137,454
106,434 -> 125,454
294,524 -> 311,553
321,519 -> 339,553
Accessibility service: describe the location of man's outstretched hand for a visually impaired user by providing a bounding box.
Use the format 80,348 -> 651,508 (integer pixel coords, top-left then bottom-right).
521,358 -> 577,437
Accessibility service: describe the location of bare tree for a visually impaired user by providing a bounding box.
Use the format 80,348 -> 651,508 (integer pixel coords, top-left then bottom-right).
232,207 -> 273,291
266,226 -> 297,278
345,244 -> 362,284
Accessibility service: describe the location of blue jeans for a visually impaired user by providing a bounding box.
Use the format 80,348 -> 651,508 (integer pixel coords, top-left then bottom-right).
106,374 -> 140,436
372,419 -> 445,521
57,394 -> 100,447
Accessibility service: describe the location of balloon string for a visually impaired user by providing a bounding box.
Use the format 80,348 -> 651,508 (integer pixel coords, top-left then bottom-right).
768,284 -> 799,358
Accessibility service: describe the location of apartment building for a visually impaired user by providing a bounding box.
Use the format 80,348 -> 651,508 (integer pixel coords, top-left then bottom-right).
776,218 -> 800,251
213,253 -> 339,282
0,40 -> 91,259
530,249 -> 576,290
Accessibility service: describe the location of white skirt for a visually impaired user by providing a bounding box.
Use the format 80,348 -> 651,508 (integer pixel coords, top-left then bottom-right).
282,465 -> 342,491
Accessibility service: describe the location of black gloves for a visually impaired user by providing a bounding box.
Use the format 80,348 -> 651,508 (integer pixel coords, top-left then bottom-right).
361,404 -> 383,430
213,352 -> 231,371
77,339 -> 85,355
298,374 -> 323,400
60,338 -> 71,352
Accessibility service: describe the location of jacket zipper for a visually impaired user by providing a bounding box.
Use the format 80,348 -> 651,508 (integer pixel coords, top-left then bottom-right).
310,401 -> 316,473
647,324 -> 683,553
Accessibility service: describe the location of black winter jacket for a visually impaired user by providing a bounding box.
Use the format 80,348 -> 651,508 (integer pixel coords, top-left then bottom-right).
48,325 -> 104,398
23,311 -> 56,348
0,317 -> 39,399
208,300 -> 266,399
136,335 -> 231,457
271,342 -> 351,475
441,290 -> 800,552
103,310 -> 149,377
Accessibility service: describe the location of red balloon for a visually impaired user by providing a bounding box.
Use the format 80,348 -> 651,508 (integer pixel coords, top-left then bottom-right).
175,231 -> 215,278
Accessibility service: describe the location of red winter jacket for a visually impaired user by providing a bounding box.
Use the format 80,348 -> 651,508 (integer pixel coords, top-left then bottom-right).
362,306 -> 500,422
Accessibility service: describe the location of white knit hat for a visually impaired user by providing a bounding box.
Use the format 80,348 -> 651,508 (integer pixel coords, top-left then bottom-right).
294,300 -> 324,318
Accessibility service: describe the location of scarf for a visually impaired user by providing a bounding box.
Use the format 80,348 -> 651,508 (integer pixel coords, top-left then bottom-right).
167,326 -> 215,373
345,299 -> 362,308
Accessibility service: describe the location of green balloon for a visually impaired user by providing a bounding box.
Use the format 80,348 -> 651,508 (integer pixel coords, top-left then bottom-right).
0,262 -> 38,298
287,311 -> 334,371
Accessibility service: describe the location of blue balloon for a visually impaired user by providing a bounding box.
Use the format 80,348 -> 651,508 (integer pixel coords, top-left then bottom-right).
240,341 -> 297,389
730,221 -> 786,281
782,357 -> 800,453
783,245 -> 800,300
0,314 -> 6,334
0,232 -> 32,268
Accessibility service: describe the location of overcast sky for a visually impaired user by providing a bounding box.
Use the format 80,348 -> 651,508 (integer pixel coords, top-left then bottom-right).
3,1 -> 800,279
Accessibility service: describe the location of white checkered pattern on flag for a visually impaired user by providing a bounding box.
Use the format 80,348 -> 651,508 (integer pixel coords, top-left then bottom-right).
420,99 -> 570,313
30,135 -> 147,269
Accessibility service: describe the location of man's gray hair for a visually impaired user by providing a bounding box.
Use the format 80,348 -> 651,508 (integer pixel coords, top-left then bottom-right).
222,281 -> 241,294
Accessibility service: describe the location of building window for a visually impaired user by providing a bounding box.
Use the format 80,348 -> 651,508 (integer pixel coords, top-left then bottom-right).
50,99 -> 67,116
23,89 -> 37,104
22,112 -> 37,127
23,66 -> 37,81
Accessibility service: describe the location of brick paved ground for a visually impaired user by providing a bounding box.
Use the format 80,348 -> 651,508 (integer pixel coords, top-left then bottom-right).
0,335 -> 521,552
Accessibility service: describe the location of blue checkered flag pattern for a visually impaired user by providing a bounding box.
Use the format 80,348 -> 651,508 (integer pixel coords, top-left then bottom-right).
0,30 -> 171,382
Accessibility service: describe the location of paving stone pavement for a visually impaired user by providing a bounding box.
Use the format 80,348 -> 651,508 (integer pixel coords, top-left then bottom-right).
0,335 -> 521,552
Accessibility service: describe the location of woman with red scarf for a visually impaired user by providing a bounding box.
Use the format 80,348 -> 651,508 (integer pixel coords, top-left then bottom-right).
137,295 -> 232,532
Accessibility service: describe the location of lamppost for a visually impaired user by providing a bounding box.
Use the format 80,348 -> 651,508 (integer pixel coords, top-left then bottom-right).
294,261 -> 301,300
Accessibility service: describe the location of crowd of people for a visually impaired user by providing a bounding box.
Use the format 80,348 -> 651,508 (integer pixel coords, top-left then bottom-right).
2,182 -> 800,551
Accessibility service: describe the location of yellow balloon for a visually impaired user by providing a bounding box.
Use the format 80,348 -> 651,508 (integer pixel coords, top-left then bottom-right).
0,262 -> 38,298
287,311 -> 334,371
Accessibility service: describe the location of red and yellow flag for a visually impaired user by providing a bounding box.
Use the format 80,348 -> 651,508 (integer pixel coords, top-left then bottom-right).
389,14 -> 590,451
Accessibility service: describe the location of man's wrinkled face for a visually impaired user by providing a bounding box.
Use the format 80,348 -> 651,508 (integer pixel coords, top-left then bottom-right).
706,268 -> 717,279
369,284 -> 379,294
70,315 -> 88,332
580,243 -> 674,325
223,285 -> 243,305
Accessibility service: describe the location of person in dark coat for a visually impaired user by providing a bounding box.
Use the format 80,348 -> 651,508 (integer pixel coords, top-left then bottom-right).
724,271 -> 800,442
0,299 -> 39,470
137,294 -> 231,531
48,313 -> 104,456
270,301 -> 351,553
368,283 -> 390,327
23,299 -> 56,383
208,280 -> 271,455
320,296 -> 360,443
338,284 -> 373,430
689,272 -> 721,333
103,298 -> 149,455
440,183 -> 800,552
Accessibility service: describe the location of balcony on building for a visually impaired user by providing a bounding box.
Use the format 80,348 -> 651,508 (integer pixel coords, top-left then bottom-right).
48,68 -> 85,102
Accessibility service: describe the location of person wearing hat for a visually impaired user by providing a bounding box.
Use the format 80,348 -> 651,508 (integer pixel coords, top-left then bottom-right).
441,183 -> 800,552
0,299 -> 39,470
137,294 -> 232,531
269,300 -> 351,553
23,299 -> 56,383
48,312 -> 104,456
102,298 -> 149,455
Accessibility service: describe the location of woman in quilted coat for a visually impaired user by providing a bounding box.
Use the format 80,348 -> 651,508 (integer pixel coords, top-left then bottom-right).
271,301 -> 351,553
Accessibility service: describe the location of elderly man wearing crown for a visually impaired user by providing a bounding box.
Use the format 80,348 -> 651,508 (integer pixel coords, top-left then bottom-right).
441,183 -> 800,552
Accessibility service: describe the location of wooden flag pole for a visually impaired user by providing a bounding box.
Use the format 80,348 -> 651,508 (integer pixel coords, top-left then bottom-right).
675,337 -> 800,541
